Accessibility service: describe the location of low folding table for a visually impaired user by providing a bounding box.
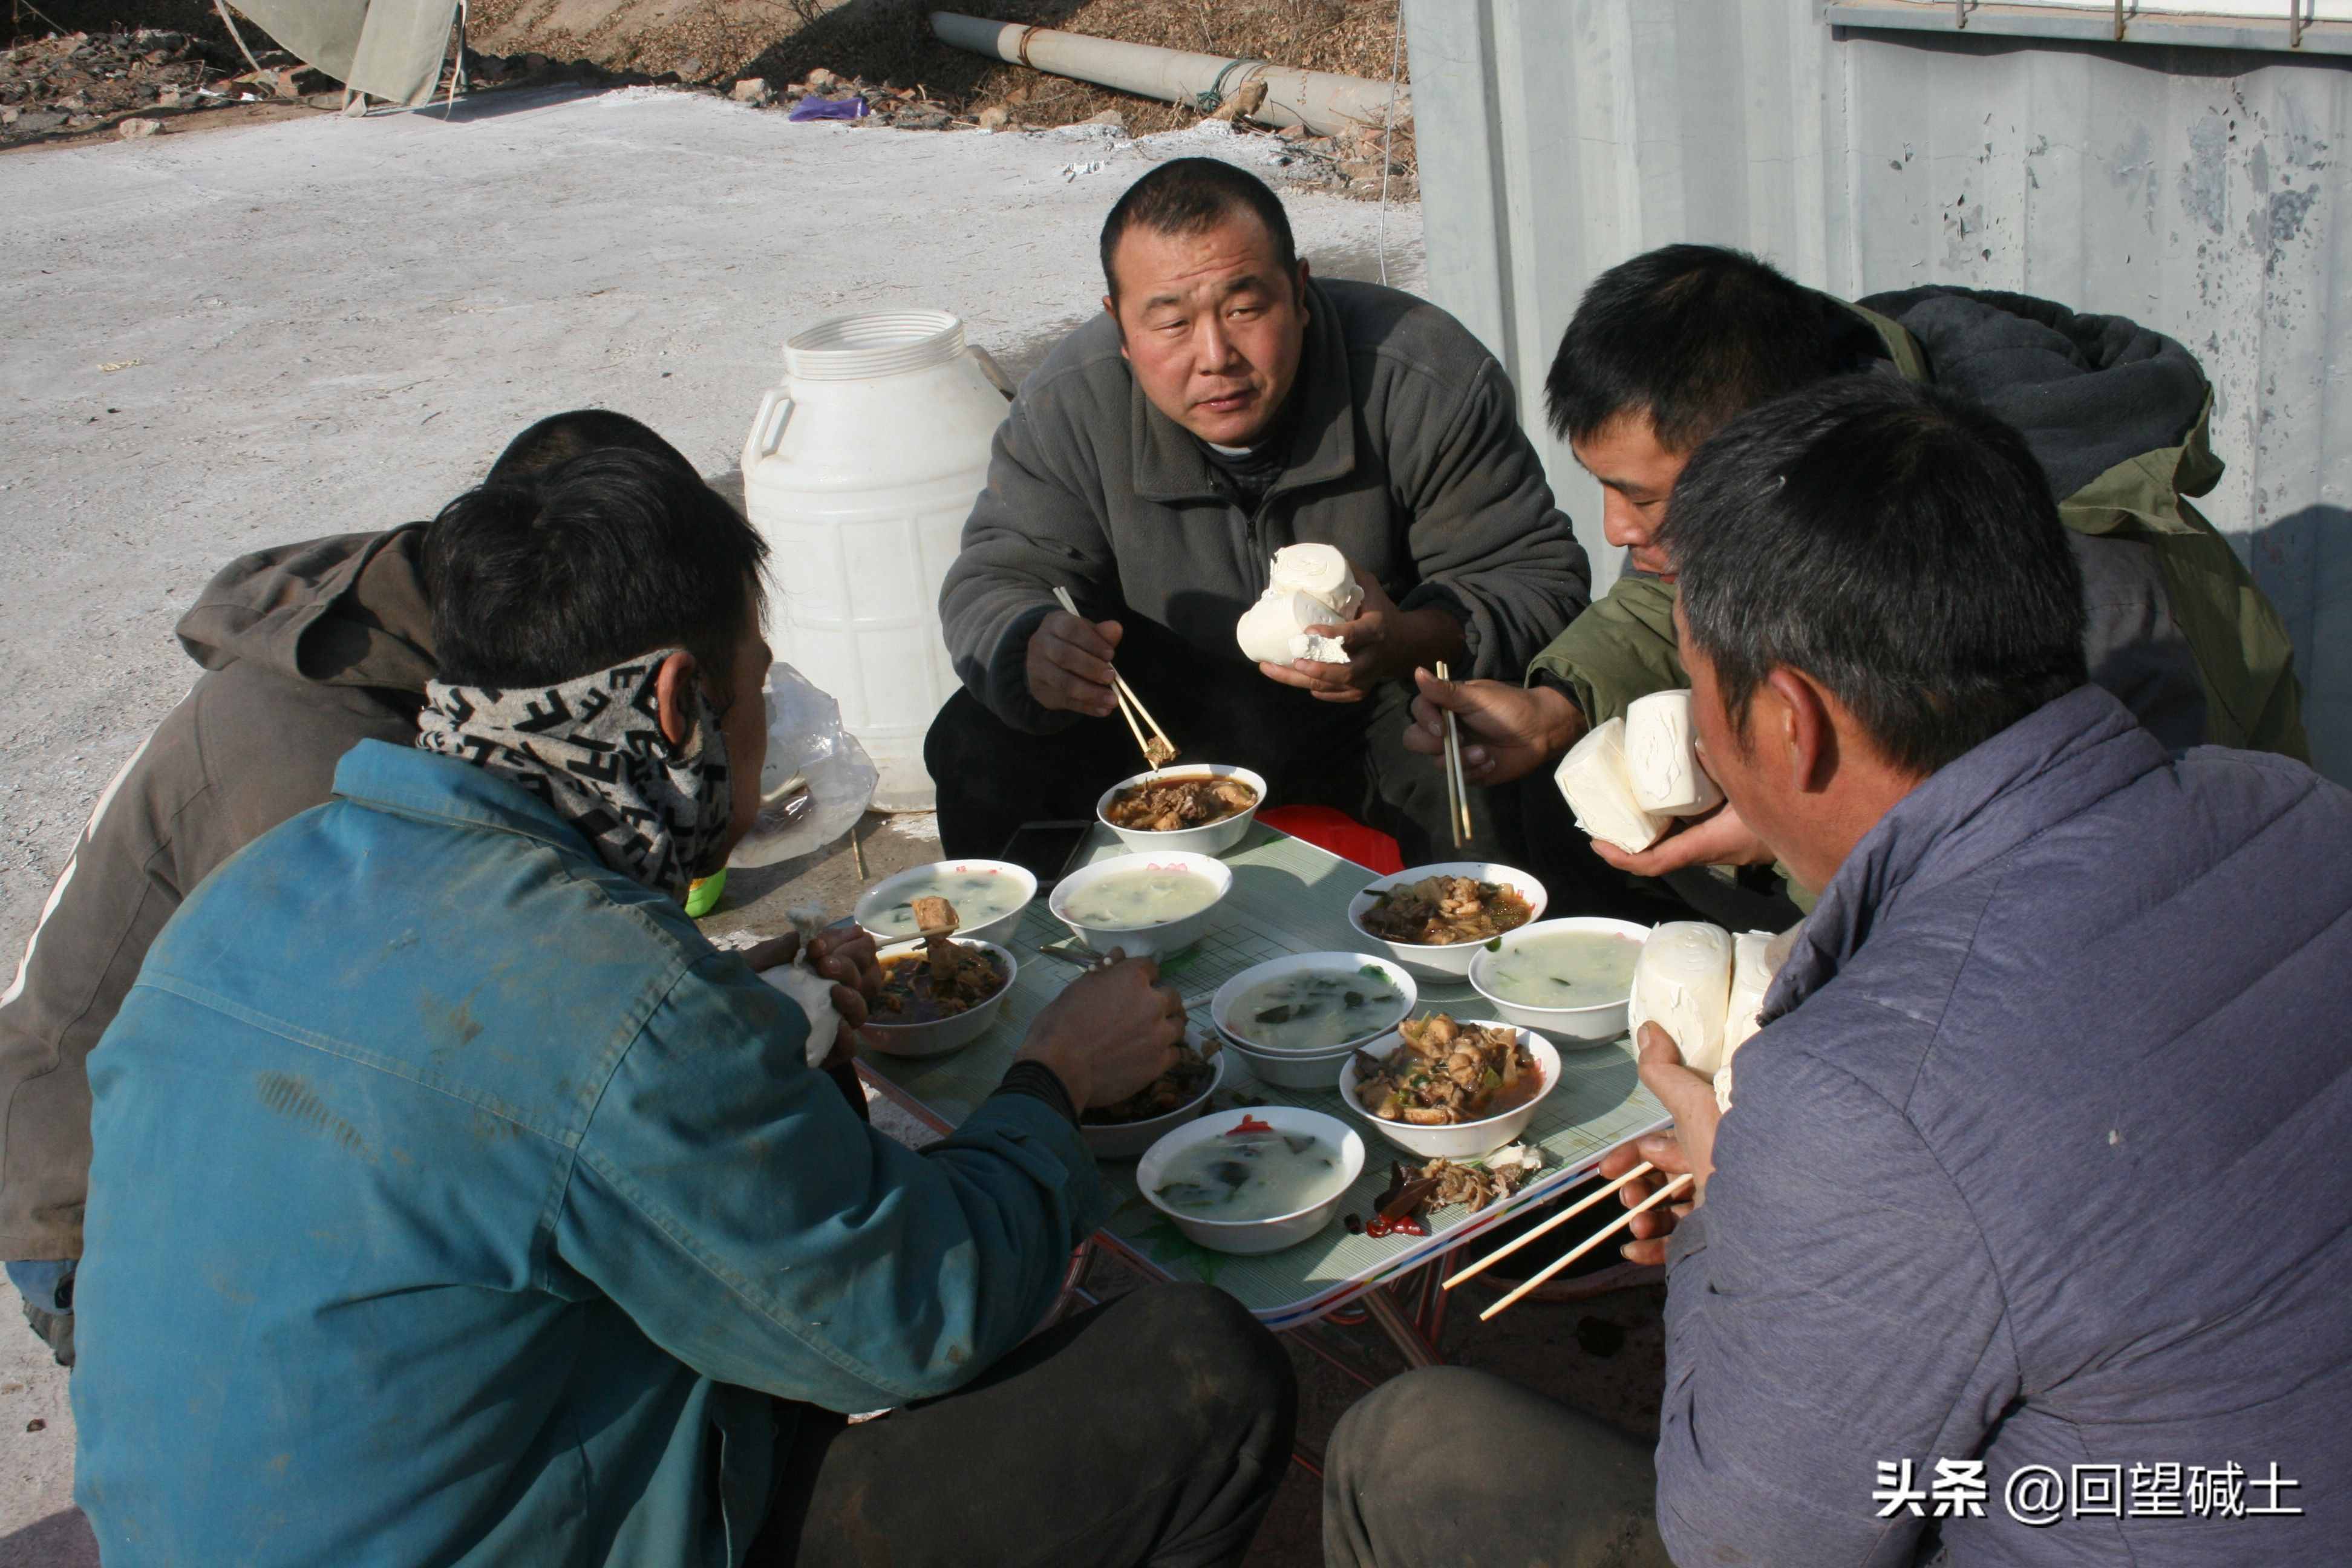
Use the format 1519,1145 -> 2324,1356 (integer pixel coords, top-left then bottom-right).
857,821 -> 1669,1410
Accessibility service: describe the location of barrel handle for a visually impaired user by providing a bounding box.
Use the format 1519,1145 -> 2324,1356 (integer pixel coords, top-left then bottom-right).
744,390 -> 794,468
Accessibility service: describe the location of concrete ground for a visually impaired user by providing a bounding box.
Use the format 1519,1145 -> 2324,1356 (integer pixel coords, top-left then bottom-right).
0,80 -> 1432,1563
0,83 -> 1667,1566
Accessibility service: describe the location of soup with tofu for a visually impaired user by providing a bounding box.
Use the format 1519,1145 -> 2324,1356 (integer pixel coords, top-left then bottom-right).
867,870 -> 1028,938
1481,931 -> 1642,1009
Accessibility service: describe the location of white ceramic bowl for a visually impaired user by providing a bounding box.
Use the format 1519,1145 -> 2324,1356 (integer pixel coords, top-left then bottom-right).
1338,1022 -> 1561,1160
1212,952 -> 1418,1088
854,858 -> 1038,948
1079,1040 -> 1232,1160
1467,916 -> 1652,1045
1095,764 -> 1268,857
1137,1105 -> 1365,1255
1048,851 -> 1232,959
861,937 -> 1017,1058
1345,861 -> 1550,981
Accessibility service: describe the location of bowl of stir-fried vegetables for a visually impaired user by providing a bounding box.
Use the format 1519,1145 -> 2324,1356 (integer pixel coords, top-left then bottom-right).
1346,862 -> 1549,980
1339,1013 -> 1560,1158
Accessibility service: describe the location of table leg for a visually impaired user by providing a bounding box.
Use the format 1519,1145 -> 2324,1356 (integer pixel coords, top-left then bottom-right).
1288,1318 -> 1387,1391
1359,1279 -> 1442,1370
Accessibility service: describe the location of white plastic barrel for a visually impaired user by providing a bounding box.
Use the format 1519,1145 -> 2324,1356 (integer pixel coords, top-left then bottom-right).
742,310 -> 1012,812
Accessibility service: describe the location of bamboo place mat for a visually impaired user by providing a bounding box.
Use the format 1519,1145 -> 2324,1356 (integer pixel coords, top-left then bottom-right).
861,823 -> 1668,1324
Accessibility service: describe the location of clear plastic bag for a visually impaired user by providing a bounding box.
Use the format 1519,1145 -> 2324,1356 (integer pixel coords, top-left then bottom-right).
728,661 -> 879,867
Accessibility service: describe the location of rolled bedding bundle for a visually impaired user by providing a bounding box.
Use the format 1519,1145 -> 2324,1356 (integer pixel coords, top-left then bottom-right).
1623,690 -> 1723,817
1234,543 -> 1362,665
1552,717 -> 1671,854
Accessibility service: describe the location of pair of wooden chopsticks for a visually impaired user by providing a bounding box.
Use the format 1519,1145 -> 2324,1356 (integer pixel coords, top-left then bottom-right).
1051,586 -> 1177,769
1442,1161 -> 1694,1321
1436,659 -> 1473,848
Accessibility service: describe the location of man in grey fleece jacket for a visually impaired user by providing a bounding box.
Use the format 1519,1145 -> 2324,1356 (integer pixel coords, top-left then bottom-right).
1323,378 -> 2351,1566
929,158 -> 1587,862
0,412 -> 739,1364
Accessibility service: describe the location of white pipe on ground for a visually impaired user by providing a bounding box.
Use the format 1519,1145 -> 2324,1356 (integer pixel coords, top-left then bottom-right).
930,11 -> 1409,137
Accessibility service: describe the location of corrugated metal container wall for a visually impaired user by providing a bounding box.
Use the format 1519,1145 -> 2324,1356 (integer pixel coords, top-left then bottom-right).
1403,0 -> 2351,781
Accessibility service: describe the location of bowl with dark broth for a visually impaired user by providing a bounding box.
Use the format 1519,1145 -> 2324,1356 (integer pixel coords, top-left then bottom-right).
1346,861 -> 1549,980
1340,1016 -> 1561,1159
863,937 -> 1018,1057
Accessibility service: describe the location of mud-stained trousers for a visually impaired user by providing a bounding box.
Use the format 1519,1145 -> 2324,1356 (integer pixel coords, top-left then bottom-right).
752,1284 -> 1297,1568
1322,1365 -> 1673,1568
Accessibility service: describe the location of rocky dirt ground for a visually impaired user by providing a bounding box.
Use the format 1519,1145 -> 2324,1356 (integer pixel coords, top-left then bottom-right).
6,0 -> 1413,189
0,26 -> 338,148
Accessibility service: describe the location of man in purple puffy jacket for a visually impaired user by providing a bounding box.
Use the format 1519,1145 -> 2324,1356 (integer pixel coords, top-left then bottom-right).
1323,376 -> 2351,1568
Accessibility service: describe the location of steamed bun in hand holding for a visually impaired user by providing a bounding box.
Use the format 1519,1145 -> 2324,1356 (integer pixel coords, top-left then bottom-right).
1627,921 -> 1734,1077
1623,690 -> 1723,817
1552,718 -> 1670,854
1235,543 -> 1364,665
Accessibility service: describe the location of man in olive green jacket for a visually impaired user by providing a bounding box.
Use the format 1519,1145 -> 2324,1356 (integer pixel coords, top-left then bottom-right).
1413,246 -> 2305,915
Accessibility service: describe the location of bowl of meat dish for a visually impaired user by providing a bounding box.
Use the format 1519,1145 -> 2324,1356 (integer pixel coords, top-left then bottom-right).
1048,850 -> 1233,959
861,936 -> 1017,1057
1137,1105 -> 1365,1255
855,859 -> 1037,948
1078,1031 -> 1232,1160
1339,1014 -> 1560,1159
1096,764 -> 1267,856
1210,952 -> 1418,1088
1345,863 -> 1548,981
1468,917 -> 1652,1045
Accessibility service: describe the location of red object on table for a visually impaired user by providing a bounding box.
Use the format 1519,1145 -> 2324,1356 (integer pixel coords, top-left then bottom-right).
1256,806 -> 1403,875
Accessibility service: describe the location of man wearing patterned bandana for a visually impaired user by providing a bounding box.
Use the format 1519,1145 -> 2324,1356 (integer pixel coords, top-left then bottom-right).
0,408 -> 717,1368
71,448 -> 1298,1568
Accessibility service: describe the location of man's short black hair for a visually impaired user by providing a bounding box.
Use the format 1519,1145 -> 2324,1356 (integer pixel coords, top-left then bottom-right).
1546,244 -> 1886,452
425,448 -> 769,696
486,408 -> 697,488
1660,377 -> 2088,777
1099,157 -> 1299,302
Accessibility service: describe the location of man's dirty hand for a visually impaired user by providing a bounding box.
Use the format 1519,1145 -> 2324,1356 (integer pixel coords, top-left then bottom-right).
1016,950 -> 1184,1112
1028,610 -> 1125,718
1595,1024 -> 1719,1265
1405,668 -> 1585,785
1592,801 -> 1777,878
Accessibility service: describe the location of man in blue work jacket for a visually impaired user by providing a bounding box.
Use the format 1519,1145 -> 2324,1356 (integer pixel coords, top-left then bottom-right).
71,445 -> 1296,1567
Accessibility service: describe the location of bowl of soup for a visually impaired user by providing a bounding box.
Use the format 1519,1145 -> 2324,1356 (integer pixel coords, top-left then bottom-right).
1339,1018 -> 1560,1160
1096,764 -> 1267,857
855,859 -> 1038,948
1345,861 -> 1549,981
861,937 -> 1017,1058
1137,1105 -> 1365,1255
1211,952 -> 1418,1088
1468,917 -> 1651,1044
1048,851 -> 1232,959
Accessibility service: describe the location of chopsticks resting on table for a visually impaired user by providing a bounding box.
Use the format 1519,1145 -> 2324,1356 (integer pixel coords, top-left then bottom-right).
1442,1161 -> 1655,1292
1476,1172 -> 1694,1322
1436,659 -> 1472,848
1053,586 -> 1177,769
